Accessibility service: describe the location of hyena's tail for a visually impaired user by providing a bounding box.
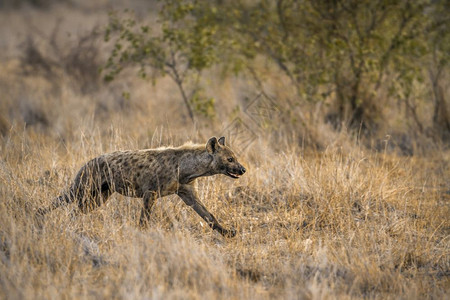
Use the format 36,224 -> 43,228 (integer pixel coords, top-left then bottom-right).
36,192 -> 73,217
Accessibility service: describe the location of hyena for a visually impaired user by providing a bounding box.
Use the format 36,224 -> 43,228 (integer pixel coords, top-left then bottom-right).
38,137 -> 246,237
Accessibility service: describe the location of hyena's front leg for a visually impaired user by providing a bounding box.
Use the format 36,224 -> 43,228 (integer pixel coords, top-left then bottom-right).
139,190 -> 158,227
176,185 -> 236,238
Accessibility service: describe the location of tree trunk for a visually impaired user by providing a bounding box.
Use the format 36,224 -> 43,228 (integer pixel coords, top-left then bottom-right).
431,82 -> 450,141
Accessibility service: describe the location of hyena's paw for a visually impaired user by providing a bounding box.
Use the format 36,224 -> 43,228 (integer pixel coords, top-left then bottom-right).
139,218 -> 149,229
214,224 -> 236,238
222,227 -> 237,238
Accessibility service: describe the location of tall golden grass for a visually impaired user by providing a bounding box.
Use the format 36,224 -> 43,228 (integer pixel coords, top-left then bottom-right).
1,124 -> 448,299
0,2 -> 449,299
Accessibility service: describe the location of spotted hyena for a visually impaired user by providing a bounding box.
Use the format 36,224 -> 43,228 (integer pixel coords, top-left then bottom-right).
38,136 -> 246,237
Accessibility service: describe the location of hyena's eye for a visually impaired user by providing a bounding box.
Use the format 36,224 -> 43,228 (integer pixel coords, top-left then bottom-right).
227,157 -> 234,162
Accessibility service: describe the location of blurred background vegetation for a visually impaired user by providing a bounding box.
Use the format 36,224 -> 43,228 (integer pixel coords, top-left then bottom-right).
0,0 -> 449,153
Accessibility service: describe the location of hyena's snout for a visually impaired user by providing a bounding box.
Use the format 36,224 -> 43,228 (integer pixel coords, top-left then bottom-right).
226,164 -> 246,179
239,165 -> 246,174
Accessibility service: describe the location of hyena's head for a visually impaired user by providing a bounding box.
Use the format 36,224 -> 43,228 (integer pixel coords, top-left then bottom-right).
206,136 -> 246,179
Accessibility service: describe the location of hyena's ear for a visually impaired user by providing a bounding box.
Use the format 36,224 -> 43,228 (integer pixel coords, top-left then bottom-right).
206,137 -> 219,154
218,136 -> 225,146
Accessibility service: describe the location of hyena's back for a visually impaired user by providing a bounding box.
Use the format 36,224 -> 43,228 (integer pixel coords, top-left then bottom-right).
61,149 -> 181,213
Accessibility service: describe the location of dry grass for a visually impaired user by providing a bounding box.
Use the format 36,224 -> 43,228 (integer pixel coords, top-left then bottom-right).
0,127 -> 448,299
0,2 -> 449,299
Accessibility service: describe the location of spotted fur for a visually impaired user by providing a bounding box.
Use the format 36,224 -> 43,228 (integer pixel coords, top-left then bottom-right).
38,137 -> 246,237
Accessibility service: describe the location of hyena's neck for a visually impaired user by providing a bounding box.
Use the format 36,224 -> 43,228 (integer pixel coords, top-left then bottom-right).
177,147 -> 214,183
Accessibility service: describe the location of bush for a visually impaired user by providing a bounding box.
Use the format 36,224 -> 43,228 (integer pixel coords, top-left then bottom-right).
22,24 -> 103,94
103,0 -> 450,146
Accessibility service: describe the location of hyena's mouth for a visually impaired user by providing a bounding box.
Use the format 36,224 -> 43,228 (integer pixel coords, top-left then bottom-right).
226,171 -> 241,179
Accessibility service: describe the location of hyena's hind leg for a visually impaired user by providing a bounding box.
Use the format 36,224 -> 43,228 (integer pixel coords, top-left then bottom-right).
139,191 -> 158,227
77,181 -> 113,214
74,157 -> 114,214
